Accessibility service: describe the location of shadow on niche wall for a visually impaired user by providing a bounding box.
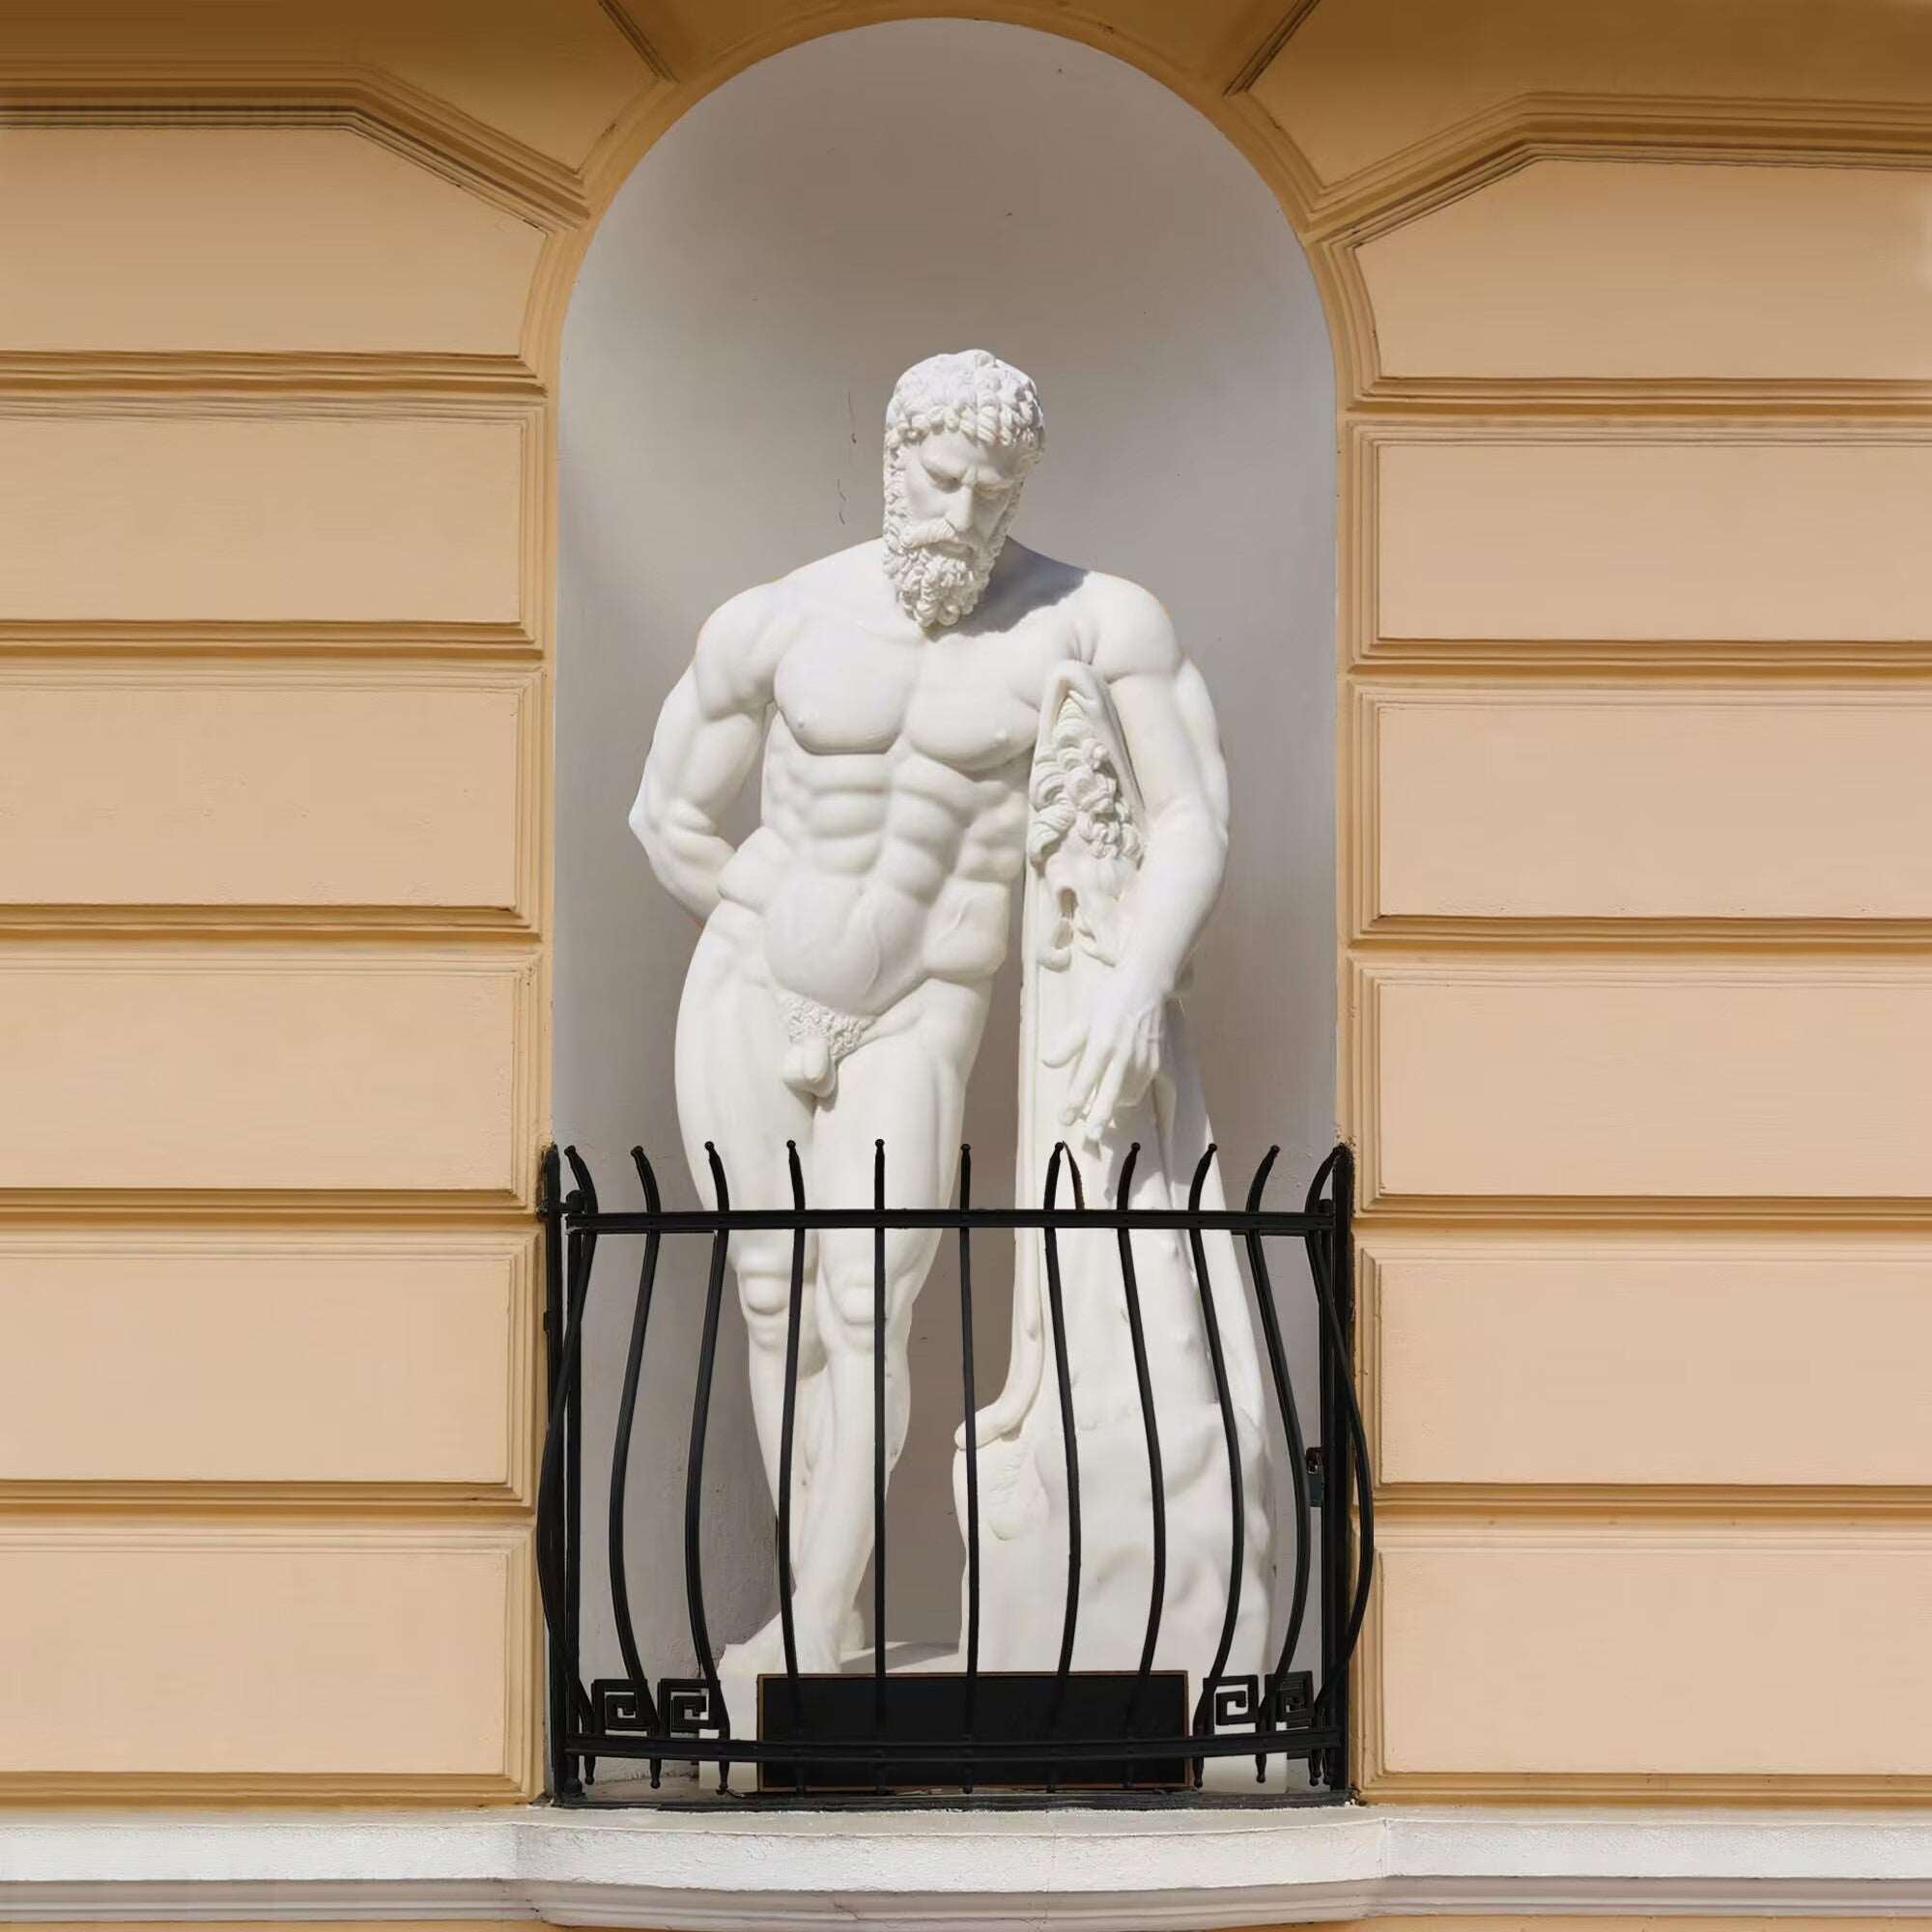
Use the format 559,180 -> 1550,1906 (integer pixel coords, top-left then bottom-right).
554,17 -> 1336,1697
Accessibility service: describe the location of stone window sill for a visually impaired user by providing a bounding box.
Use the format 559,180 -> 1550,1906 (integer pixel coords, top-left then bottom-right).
7,1804 -> 1932,1928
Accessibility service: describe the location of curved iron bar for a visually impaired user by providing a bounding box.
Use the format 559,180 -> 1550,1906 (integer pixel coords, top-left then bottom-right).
1183,1145 -> 1247,1760
536,1145 -> 568,1794
1299,1145 -> 1344,1771
684,1142 -> 733,1785
534,1151 -> 566,1674
532,1148 -> 601,1786
562,1146 -> 601,1754
603,1148 -> 664,1732
1302,1148 -> 1374,1724
1301,1147 -> 1342,1226
1113,1141 -> 1167,1782
955,1143 -> 981,1792
567,1169 -> 597,1791
1241,1145 -> 1313,1744
1039,1141 -> 1085,1783
776,1140 -> 809,1786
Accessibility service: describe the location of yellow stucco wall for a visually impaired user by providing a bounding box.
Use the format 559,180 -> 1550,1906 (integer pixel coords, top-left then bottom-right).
2,0 -> 1930,1804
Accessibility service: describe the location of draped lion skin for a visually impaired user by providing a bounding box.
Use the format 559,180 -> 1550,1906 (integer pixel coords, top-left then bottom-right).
633,351 -> 1231,1676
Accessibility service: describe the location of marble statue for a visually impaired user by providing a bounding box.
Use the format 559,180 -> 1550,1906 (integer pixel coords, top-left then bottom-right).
633,350 -> 1272,1688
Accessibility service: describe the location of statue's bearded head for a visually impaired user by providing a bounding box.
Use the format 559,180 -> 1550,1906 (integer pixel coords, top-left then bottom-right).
882,350 -> 1044,629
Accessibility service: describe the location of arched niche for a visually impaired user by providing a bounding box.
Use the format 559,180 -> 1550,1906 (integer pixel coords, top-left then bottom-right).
553,16 -> 1336,1739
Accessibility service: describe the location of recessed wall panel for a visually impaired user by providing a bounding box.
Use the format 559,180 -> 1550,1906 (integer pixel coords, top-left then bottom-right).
0,130 -> 541,355
1253,0 -> 1932,188
0,0 -> 642,166
0,950 -> 531,1196
1359,161 -> 1932,381
1371,690 -> 1932,922
1376,440 -> 1932,643
1367,1236 -> 1932,1487
1378,1523 -> 1932,1776
0,1524 -> 526,1782
0,668 -> 531,914
0,416 -> 526,625
0,1233 -> 531,1491
1365,963 -> 1932,1200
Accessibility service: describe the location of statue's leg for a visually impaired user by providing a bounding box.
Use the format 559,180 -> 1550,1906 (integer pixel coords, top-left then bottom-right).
789,978 -> 987,1662
674,918 -> 819,1513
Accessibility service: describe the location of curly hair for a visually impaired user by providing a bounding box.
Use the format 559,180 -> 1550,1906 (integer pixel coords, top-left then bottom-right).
884,350 -> 1045,467
880,351 -> 1045,627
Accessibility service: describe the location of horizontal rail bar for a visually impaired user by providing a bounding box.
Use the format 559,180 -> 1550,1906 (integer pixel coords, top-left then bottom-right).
562,1207 -> 1334,1236
565,1728 -> 1342,1767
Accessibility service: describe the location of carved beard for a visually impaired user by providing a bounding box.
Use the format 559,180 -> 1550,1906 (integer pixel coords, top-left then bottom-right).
880,450 -> 1014,629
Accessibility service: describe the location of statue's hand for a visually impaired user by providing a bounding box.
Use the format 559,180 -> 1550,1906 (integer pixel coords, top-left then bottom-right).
1061,972 -> 1164,1143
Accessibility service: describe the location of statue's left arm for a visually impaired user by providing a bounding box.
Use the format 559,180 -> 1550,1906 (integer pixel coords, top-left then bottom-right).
1065,581 -> 1231,1139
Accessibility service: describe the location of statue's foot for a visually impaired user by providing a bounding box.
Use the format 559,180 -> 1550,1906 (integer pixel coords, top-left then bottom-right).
720,1607 -> 845,1679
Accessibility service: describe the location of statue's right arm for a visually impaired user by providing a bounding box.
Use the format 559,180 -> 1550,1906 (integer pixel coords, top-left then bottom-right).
629,587 -> 778,923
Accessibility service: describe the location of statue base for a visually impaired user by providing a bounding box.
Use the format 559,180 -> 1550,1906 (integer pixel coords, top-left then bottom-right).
751,1662 -> 1191,1794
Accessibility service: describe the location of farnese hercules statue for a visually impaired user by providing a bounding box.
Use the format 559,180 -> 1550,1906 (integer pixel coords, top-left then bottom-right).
634,351 -> 1275,1690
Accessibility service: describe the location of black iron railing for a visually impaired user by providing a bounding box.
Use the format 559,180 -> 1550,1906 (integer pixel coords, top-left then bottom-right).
536,1139 -> 1371,1804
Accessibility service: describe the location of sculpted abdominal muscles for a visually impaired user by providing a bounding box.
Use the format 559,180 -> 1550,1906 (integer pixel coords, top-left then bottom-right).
757,776 -> 1012,1013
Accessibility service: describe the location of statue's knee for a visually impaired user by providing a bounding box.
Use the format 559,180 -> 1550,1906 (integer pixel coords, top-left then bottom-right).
822,1264 -> 887,1336
737,1266 -> 794,1326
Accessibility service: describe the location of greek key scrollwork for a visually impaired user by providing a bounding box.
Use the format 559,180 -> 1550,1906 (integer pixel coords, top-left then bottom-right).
1205,1673 -> 1261,1734
1269,1669 -> 1315,1730
656,1676 -> 724,1739
590,1678 -> 653,1737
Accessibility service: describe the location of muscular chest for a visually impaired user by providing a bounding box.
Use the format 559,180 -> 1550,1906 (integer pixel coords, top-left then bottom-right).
774,624 -> 1059,776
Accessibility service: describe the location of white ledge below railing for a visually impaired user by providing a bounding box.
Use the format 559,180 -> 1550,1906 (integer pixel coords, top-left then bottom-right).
6,1805 -> 1932,1929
